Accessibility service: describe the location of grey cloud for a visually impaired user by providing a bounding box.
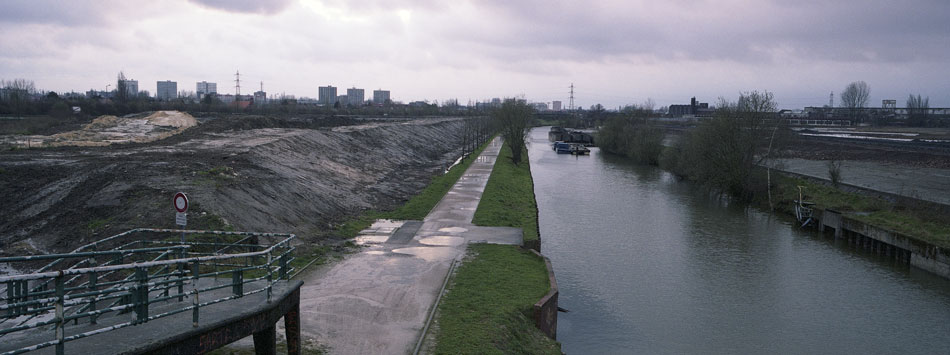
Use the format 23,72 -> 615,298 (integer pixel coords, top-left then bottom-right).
412,0 -> 950,65
0,0 -> 117,26
189,0 -> 292,14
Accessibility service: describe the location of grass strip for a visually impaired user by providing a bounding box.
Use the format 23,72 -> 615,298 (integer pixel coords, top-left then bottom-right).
431,244 -> 560,354
472,143 -> 540,242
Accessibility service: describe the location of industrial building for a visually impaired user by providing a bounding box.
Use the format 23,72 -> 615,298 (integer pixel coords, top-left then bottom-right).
668,97 -> 713,118
253,90 -> 267,105
156,80 -> 177,100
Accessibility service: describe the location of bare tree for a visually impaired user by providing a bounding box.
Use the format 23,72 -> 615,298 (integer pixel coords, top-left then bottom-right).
840,81 -> 870,122
1,78 -> 36,117
641,98 -> 656,112
492,98 -> 533,165
115,71 -> 128,102
906,94 -> 930,127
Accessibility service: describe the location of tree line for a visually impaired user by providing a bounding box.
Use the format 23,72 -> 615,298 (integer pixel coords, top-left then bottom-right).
596,91 -> 790,203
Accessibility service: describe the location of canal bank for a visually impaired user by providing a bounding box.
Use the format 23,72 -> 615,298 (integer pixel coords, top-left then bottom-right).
763,172 -> 950,280
812,208 -> 950,278
527,127 -> 950,354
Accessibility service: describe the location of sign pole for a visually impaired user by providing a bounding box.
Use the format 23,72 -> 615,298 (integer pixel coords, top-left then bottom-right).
173,192 -> 189,248
173,192 -> 190,302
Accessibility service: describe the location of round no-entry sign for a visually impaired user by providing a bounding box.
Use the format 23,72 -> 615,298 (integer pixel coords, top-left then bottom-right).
173,192 -> 189,213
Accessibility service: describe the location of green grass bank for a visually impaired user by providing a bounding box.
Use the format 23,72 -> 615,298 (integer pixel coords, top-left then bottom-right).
472,144 -> 540,244
431,244 -> 559,354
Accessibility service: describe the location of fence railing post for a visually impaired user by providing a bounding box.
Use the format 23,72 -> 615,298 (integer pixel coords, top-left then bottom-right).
279,253 -> 288,280
133,267 -> 148,324
6,280 -> 15,317
55,274 -> 65,355
89,257 -> 98,325
266,253 -> 273,303
232,269 -> 243,297
192,260 -> 200,327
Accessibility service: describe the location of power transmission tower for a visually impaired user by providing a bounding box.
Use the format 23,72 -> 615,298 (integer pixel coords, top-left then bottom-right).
234,70 -> 241,97
829,91 -> 834,107
568,83 -> 575,112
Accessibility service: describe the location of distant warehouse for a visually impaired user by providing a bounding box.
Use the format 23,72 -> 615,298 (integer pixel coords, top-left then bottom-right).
669,97 -> 713,118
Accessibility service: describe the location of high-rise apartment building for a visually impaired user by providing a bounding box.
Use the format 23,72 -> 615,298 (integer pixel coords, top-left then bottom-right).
346,87 -> 364,106
196,81 -> 217,98
156,80 -> 177,100
552,100 -> 562,111
319,85 -> 337,105
373,89 -> 390,105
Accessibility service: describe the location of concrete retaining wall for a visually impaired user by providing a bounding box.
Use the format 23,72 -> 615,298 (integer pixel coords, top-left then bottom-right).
818,209 -> 950,280
530,249 -> 558,339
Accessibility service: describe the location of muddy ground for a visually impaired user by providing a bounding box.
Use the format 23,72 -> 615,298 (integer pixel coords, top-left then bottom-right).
0,114 -> 473,255
783,133 -> 950,169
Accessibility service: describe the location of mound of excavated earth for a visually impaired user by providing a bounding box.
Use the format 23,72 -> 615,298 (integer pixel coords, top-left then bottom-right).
0,111 -> 198,148
0,115 -> 472,255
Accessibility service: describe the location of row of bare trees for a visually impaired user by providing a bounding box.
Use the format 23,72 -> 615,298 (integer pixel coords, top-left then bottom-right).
0,79 -> 37,117
839,80 -> 936,126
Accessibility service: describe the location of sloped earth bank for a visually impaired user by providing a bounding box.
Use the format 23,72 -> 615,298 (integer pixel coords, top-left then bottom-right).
0,115 -> 472,256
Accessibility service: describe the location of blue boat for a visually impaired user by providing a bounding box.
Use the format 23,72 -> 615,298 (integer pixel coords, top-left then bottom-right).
553,141 -> 572,154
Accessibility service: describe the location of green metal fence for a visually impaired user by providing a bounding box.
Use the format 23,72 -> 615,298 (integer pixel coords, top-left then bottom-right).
0,228 -> 296,355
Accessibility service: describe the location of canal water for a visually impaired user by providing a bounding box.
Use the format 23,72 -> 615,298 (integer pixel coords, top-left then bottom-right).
528,127 -> 950,354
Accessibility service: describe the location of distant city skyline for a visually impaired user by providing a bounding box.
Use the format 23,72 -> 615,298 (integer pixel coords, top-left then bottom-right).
1,0 -> 949,109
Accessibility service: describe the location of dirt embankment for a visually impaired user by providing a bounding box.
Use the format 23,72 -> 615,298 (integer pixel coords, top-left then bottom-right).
0,115 -> 472,254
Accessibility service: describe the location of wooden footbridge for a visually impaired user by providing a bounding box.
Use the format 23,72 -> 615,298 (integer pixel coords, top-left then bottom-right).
0,229 -> 302,354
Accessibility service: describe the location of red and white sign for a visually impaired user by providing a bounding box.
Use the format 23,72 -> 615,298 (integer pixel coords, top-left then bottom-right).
173,192 -> 189,213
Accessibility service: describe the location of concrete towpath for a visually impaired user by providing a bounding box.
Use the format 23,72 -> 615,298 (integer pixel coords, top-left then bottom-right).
296,137 -> 522,354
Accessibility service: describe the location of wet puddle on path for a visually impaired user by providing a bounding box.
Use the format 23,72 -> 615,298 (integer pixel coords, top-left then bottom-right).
438,227 -> 468,234
354,235 -> 389,244
390,247 -> 457,262
418,236 -> 465,247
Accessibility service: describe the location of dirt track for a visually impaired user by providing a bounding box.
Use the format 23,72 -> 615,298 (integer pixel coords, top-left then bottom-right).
0,115 -> 472,255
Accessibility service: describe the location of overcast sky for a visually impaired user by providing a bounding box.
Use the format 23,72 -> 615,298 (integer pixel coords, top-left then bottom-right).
1,0 -> 949,109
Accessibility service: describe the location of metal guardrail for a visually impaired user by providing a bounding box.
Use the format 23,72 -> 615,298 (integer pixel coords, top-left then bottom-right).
0,228 -> 296,355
